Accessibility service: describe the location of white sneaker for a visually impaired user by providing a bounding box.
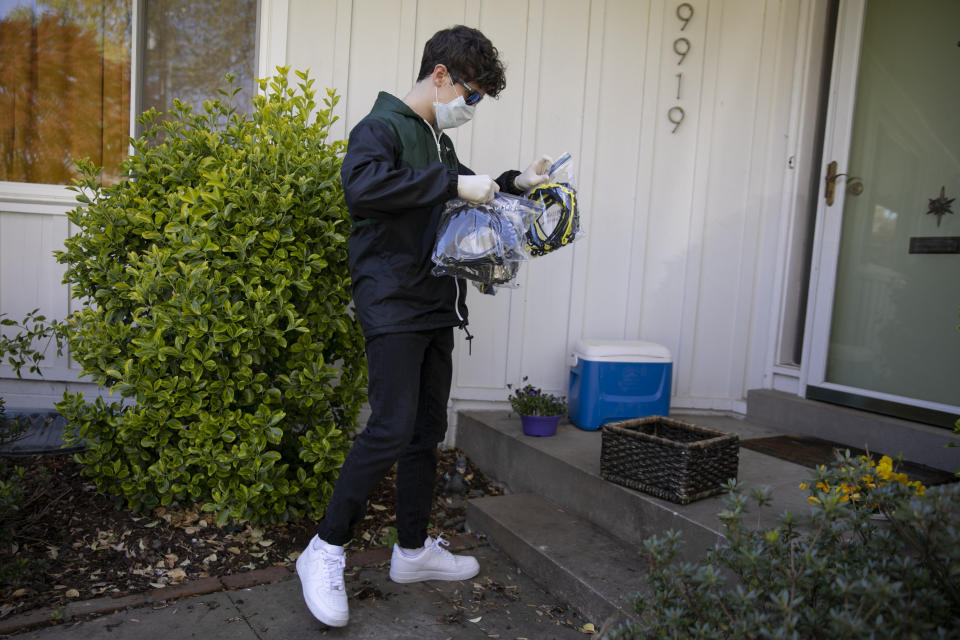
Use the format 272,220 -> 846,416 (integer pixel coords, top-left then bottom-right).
295,535 -> 349,627
389,534 -> 480,583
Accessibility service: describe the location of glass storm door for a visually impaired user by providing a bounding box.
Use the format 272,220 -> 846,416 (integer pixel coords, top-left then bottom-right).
804,0 -> 960,426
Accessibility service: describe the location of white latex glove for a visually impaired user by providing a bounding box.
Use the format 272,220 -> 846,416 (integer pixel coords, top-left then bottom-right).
457,174 -> 499,203
515,154 -> 553,191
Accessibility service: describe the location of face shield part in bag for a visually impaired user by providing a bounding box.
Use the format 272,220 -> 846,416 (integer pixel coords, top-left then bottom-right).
455,222 -> 498,261
432,194 -> 544,288
433,203 -> 508,267
525,182 -> 579,257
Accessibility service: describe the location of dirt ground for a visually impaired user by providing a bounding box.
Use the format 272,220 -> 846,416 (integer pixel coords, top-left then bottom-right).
0,447 -> 502,621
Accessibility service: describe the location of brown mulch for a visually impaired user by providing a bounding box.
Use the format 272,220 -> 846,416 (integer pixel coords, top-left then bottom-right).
0,447 -> 502,620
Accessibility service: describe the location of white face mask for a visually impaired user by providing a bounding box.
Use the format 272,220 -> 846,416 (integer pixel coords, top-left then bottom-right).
434,83 -> 475,130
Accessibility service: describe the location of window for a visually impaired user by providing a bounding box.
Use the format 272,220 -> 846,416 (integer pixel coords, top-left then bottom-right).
0,1 -> 133,184
139,0 -> 258,126
0,0 -> 259,186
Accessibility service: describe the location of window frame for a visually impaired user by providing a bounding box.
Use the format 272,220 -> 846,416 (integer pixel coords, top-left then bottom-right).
0,0 -> 282,211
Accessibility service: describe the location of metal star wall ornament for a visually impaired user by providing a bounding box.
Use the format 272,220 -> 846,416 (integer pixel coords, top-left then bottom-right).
926,186 -> 954,227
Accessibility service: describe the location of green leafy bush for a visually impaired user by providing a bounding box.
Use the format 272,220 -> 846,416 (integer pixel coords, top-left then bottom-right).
0,310 -> 61,582
609,454 -> 960,639
0,460 -> 31,583
1,308 -> 62,448
55,68 -> 367,525
0,310 -> 62,386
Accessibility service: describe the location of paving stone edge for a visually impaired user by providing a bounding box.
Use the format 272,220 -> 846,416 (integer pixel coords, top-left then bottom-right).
0,534 -> 481,636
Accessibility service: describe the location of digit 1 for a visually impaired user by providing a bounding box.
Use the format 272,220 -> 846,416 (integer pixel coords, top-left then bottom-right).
676,73 -> 682,100
668,106 -> 685,133
677,3 -> 694,31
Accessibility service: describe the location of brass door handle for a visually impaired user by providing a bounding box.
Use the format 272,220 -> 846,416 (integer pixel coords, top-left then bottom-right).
825,161 -> 864,206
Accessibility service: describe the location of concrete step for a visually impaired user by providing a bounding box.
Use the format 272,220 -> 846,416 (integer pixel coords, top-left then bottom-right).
467,492 -> 643,628
747,389 -> 960,472
457,407 -> 955,630
456,410 -> 811,559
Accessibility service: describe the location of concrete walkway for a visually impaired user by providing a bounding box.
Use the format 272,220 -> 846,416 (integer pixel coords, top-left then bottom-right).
2,540 -> 592,639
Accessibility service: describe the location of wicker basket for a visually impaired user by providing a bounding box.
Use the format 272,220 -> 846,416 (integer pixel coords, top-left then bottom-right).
600,416 -> 739,504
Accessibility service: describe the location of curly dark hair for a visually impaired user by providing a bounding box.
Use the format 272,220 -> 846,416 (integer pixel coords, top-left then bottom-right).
416,25 -> 507,98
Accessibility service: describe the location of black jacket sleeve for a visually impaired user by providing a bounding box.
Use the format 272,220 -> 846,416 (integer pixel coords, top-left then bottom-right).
341,119 -> 459,219
495,170 -> 524,195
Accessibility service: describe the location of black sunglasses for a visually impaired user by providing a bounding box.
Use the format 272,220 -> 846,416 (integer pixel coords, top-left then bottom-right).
450,73 -> 483,106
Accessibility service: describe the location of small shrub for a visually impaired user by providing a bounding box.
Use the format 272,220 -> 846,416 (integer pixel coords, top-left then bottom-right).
0,310 -> 61,583
377,525 -> 399,548
1,309 -> 62,449
507,377 -> 566,416
0,459 -> 56,586
0,460 -> 27,547
54,68 -> 367,525
0,397 -> 15,447
799,453 -> 925,509
0,310 -> 62,385
609,452 -> 960,639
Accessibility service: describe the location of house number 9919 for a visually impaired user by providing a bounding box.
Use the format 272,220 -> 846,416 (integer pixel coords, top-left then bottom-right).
669,3 -> 694,134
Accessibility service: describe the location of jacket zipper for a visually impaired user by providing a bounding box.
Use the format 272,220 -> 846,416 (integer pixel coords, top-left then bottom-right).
420,117 -> 444,164
421,118 -> 472,352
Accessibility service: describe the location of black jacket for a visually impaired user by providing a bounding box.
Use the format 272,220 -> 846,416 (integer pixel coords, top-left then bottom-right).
341,92 -> 521,337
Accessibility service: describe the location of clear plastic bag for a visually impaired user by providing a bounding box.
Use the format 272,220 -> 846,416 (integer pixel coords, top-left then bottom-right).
432,193 -> 544,289
523,152 -> 584,257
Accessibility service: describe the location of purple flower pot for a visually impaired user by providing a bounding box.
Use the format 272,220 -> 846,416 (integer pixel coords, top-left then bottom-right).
520,414 -> 561,437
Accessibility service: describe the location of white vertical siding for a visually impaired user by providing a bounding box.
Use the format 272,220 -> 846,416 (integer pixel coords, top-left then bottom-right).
644,0 -> 711,404
0,200 -> 106,407
514,0 -> 590,396
683,0 -> 768,405
0,0 -> 825,414
0,210 -> 73,378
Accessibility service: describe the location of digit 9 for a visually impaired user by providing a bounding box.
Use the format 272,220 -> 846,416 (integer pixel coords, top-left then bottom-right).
677,2 -> 694,30
668,106 -> 685,133
673,37 -> 691,65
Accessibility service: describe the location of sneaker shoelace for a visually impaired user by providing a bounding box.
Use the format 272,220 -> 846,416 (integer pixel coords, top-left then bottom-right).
322,551 -> 346,591
428,534 -> 452,556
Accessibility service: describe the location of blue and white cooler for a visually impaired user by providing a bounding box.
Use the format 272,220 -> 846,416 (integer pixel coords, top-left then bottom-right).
568,339 -> 673,431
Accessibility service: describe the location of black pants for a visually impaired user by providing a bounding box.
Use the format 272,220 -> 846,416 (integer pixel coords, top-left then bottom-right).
316,327 -> 454,549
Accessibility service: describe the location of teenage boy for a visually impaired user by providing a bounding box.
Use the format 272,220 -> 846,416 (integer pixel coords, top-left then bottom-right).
295,25 -> 551,627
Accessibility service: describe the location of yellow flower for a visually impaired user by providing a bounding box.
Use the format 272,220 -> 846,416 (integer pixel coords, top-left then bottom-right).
876,456 -> 894,480
830,481 -> 866,503
797,454 -> 925,501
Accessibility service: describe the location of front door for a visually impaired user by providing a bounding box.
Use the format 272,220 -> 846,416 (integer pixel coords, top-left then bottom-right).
804,0 -> 960,426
